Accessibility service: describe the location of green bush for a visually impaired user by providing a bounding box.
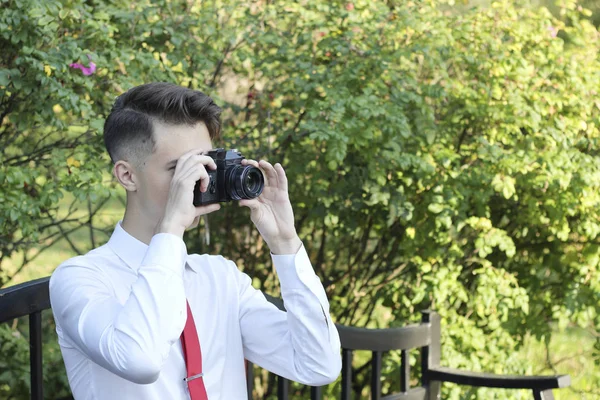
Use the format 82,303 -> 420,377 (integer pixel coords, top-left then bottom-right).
0,311 -> 70,399
1,0 -> 599,398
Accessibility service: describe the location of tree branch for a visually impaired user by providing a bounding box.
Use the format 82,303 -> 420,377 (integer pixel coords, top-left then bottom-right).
45,211 -> 83,255
209,42 -> 232,88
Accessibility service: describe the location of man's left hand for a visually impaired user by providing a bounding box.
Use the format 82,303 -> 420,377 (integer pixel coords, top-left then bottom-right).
239,159 -> 302,255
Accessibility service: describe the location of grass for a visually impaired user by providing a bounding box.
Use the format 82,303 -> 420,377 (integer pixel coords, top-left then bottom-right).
518,326 -> 600,399
2,192 -> 125,286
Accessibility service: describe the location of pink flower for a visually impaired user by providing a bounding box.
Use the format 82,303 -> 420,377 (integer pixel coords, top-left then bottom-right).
69,61 -> 97,75
548,26 -> 558,38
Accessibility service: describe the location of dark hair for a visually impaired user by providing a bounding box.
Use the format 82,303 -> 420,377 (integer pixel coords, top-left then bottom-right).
103,82 -> 222,164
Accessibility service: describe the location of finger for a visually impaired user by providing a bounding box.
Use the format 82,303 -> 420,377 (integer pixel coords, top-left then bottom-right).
242,158 -> 260,168
258,160 -> 278,186
239,198 -> 260,211
195,203 -> 221,216
180,154 -> 217,172
177,156 -> 216,192
172,152 -> 196,174
175,154 -> 216,179
197,170 -> 212,193
176,148 -> 211,170
180,163 -> 210,192
274,163 -> 288,192
180,160 -> 209,180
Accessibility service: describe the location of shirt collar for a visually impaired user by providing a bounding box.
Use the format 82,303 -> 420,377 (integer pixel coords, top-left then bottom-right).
107,222 -> 197,273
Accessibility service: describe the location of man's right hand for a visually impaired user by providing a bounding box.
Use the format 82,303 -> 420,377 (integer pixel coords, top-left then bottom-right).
154,149 -> 221,238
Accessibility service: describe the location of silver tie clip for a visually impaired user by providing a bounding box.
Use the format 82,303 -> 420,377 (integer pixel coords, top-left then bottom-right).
183,373 -> 204,382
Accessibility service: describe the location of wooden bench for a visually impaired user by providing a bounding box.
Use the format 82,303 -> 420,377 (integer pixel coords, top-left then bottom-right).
0,277 -> 571,399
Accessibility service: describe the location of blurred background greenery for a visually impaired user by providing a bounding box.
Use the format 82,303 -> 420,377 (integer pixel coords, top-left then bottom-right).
1,0 -> 599,398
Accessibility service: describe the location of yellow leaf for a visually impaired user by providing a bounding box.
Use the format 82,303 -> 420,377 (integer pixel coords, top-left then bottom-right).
172,62 -> 183,73
67,157 -> 81,168
116,59 -> 127,75
44,65 -> 52,77
491,85 -> 503,100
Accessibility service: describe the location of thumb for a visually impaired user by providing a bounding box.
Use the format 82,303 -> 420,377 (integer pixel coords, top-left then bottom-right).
239,199 -> 260,211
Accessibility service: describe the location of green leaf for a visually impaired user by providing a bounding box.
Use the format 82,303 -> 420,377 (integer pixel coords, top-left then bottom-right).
37,16 -> 54,26
427,203 -> 444,214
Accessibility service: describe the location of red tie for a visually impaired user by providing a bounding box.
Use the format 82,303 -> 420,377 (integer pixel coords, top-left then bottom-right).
181,300 -> 209,400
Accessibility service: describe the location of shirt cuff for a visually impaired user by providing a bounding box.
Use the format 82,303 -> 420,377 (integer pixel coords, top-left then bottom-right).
140,233 -> 187,276
272,243 -> 316,291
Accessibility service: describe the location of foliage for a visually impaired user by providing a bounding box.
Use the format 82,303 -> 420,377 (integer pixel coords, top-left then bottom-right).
0,312 -> 70,400
1,0 -> 600,398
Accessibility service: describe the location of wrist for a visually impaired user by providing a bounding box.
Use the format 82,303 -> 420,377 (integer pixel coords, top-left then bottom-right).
268,235 -> 302,255
154,219 -> 185,238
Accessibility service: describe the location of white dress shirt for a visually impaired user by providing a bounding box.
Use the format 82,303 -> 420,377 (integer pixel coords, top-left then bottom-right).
49,222 -> 341,400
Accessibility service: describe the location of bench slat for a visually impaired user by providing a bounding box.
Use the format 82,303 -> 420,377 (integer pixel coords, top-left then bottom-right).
400,349 -> 410,392
371,350 -> 382,399
341,349 -> 352,400
0,277 -> 51,323
310,385 -> 322,400
30,311 -> 43,400
381,387 -> 427,400
337,324 -> 431,351
429,367 -> 571,390
277,375 -> 289,400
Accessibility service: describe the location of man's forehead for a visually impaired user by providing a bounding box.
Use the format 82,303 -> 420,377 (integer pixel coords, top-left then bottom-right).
151,124 -> 213,164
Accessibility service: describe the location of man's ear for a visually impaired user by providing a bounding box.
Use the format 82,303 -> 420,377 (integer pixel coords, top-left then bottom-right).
113,160 -> 138,192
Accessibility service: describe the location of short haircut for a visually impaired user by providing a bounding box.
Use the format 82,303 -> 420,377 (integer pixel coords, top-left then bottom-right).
103,82 -> 222,165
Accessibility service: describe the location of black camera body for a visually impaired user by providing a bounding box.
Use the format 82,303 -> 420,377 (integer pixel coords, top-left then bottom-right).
193,149 -> 265,206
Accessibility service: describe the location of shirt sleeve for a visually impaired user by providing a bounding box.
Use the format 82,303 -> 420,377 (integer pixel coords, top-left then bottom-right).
236,243 -> 342,386
49,234 -> 188,384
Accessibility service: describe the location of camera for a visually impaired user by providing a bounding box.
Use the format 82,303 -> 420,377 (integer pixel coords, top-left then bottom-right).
193,149 -> 265,206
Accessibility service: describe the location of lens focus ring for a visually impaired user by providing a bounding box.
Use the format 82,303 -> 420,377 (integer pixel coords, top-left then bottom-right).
227,165 -> 264,200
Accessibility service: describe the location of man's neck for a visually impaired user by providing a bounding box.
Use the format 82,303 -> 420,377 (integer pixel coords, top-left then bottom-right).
121,209 -> 156,245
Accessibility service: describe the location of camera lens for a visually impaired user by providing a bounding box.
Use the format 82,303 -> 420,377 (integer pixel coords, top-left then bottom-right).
227,165 -> 264,200
245,173 -> 260,192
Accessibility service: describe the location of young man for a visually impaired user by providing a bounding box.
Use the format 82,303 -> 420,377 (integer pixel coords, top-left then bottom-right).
49,82 -> 341,399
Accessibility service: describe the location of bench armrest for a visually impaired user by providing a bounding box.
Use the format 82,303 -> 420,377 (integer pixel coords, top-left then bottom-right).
428,367 -> 571,390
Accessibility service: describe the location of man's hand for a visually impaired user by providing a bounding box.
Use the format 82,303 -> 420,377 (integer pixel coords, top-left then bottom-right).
239,159 -> 302,255
155,149 -> 221,238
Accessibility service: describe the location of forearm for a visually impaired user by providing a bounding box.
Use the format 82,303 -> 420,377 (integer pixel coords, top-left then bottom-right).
277,292 -> 341,384
240,245 -> 341,385
274,247 -> 341,382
